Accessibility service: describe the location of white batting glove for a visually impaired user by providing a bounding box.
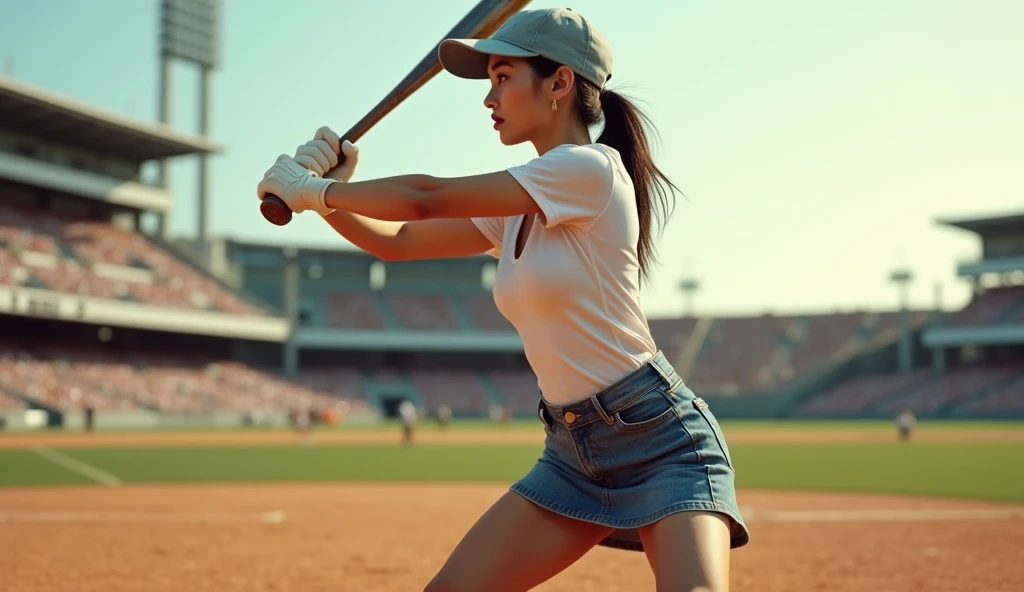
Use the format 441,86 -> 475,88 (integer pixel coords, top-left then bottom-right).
313,126 -> 360,183
256,155 -> 336,216
293,137 -> 338,177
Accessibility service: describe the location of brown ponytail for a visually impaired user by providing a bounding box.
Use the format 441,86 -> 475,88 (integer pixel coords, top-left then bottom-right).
527,56 -> 680,285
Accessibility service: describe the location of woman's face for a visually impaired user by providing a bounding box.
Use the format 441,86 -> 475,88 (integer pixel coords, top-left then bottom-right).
483,55 -> 551,146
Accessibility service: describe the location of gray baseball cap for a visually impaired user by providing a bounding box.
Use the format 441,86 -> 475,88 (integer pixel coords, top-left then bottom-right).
439,8 -> 613,90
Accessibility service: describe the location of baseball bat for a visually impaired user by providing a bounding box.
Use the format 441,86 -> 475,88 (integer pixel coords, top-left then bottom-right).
260,0 -> 534,226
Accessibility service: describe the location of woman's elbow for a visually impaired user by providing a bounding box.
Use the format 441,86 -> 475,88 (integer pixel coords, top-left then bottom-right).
404,198 -> 433,221
403,176 -> 444,221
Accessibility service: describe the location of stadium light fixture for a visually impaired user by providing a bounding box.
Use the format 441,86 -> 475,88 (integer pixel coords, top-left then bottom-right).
889,268 -> 915,373
160,0 -> 219,68
157,0 -> 220,256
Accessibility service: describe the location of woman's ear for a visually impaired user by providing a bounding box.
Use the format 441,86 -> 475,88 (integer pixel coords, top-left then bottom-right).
549,65 -> 576,102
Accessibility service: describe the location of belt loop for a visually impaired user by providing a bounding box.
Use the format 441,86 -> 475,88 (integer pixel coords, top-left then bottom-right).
648,350 -> 672,386
590,394 -> 615,426
537,397 -> 554,431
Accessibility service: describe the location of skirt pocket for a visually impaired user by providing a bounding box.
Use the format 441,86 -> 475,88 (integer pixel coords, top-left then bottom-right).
612,387 -> 678,431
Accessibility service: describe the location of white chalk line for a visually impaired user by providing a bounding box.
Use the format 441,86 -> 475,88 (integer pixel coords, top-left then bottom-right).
740,507 -> 1024,523
0,510 -> 287,524
30,445 -> 122,487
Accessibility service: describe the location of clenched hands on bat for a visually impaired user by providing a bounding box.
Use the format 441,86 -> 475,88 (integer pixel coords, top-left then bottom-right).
255,127 -> 359,218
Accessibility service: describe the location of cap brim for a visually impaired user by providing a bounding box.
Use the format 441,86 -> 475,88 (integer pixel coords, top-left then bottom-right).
438,38 -> 539,80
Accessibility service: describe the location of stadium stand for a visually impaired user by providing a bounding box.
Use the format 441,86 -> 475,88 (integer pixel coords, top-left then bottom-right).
0,385 -> 27,409
673,311 -> 931,396
461,292 -> 515,332
325,291 -> 387,329
487,368 -> 540,416
793,210 -> 1024,419
794,370 -> 936,416
409,369 -> 492,414
878,363 -> 1023,415
291,367 -> 367,403
0,202 -> 263,314
384,292 -> 463,331
3,73 -> 1022,428
0,342 -> 366,415
946,286 -> 1024,327
793,364 -> 1024,418
956,374 -> 1024,414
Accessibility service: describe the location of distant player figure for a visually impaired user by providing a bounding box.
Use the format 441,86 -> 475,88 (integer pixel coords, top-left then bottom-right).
294,403 -> 314,445
489,403 -> 505,424
436,404 -> 452,430
897,407 -> 916,442
398,400 -> 418,446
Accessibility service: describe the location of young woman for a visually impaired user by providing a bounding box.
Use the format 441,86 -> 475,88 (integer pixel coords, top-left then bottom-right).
258,8 -> 749,591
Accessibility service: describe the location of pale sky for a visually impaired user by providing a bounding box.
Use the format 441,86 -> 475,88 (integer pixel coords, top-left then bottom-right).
3,0 -> 1022,317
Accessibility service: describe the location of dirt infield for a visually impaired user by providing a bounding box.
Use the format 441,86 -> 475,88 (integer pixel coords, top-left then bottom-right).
1,424 -> 1022,449
1,483 -> 1021,591
2,426 -> 1021,590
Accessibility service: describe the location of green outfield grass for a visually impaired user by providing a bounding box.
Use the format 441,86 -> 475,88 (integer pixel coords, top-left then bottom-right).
1,418 -> 1021,437
1,439 -> 1021,503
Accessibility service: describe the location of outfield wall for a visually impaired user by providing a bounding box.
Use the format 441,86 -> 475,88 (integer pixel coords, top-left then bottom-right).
699,394 -> 788,419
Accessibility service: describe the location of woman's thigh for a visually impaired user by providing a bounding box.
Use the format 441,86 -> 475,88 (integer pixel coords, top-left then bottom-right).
638,510 -> 732,592
425,491 -> 614,592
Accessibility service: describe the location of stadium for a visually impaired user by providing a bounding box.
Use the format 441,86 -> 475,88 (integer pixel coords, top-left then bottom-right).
1,2 -> 1022,591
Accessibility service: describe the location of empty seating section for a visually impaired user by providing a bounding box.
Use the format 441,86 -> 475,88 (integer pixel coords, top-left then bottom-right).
880,364 -> 1022,414
369,367 -> 404,385
0,343 -> 364,413
409,369 -> 491,414
324,291 -> 385,328
788,314 -> 868,375
689,316 -> 794,393
947,287 -> 1024,326
0,204 -> 263,314
384,293 -> 461,331
488,369 -> 540,416
323,291 -> 513,332
462,293 -> 513,331
795,370 -> 934,415
292,368 -> 366,404
647,318 -> 699,363
958,375 -> 1024,413
800,365 -> 1024,416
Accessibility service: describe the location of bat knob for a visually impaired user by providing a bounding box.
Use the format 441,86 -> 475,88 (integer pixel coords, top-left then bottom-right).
261,195 -> 293,226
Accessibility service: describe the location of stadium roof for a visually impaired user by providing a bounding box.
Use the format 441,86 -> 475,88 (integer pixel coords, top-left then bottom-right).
937,211 -> 1024,235
0,75 -> 222,161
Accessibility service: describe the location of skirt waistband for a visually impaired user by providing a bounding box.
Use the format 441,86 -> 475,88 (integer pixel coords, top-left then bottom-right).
539,351 -> 684,431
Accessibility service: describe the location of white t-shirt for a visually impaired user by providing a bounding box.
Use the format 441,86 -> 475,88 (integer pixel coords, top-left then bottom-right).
472,143 -> 657,405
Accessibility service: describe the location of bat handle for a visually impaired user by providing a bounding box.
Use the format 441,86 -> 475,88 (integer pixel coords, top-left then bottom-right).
260,195 -> 293,226
260,148 -> 350,226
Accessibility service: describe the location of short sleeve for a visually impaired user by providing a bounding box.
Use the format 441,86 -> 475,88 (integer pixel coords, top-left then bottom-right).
506,145 -> 614,229
471,216 -> 506,258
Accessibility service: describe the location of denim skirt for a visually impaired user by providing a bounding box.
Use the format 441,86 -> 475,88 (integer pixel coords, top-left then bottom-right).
510,351 -> 750,552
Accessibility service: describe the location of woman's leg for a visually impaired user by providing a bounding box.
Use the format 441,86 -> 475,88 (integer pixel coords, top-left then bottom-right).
638,511 -> 732,592
424,491 -> 614,592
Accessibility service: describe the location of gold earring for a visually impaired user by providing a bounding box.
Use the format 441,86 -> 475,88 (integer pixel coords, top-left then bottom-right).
551,99 -> 557,111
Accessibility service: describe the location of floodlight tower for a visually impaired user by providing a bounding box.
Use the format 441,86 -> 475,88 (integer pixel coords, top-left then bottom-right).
158,0 -> 220,257
679,278 -> 700,318
890,268 -> 914,374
